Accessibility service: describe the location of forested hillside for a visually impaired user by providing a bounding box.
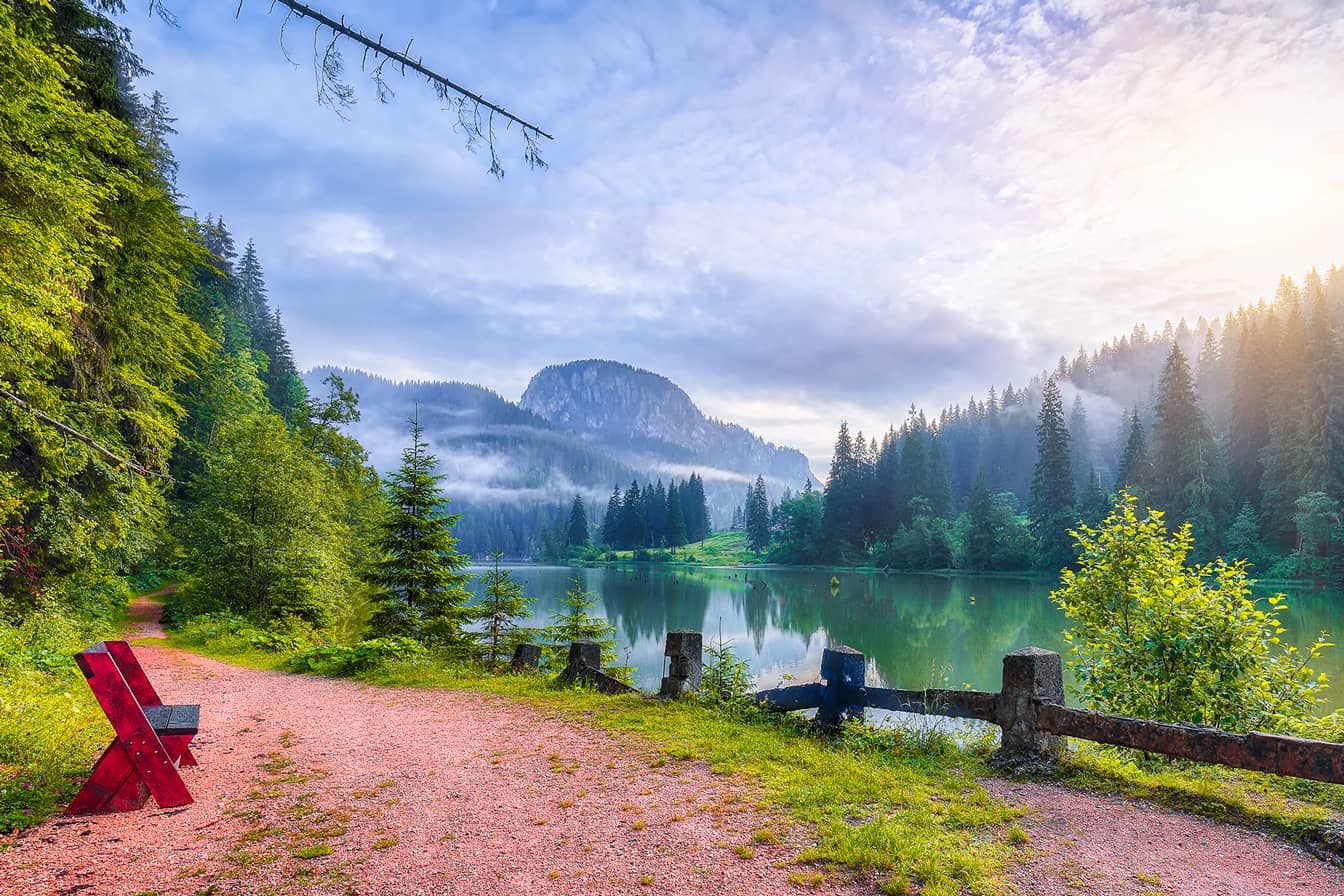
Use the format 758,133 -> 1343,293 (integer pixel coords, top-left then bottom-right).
1,1 -> 392,823
778,268 -> 1344,578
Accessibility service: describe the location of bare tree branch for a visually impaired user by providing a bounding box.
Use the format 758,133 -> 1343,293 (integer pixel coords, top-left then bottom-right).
226,0 -> 555,177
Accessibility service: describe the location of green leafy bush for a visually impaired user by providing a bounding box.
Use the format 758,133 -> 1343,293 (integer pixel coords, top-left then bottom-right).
1052,493 -> 1332,733
286,637 -> 426,676
0,608 -> 115,833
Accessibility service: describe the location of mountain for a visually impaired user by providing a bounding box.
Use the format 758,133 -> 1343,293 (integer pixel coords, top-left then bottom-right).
304,363 -> 817,555
520,360 -> 814,487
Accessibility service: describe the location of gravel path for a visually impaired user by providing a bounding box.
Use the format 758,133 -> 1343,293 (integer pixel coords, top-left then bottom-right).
3,597 -> 1343,896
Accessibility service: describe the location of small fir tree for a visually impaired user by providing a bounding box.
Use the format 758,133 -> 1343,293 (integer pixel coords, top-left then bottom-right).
544,575 -> 618,669
472,551 -> 534,666
366,413 -> 473,649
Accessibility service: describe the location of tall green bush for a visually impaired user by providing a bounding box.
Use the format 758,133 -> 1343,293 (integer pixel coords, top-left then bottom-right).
1051,492 -> 1331,733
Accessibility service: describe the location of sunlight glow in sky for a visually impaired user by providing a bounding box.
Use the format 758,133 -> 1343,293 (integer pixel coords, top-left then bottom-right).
120,0 -> 1344,470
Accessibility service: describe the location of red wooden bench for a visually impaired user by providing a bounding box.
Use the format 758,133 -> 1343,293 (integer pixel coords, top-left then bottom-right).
65,640 -> 200,814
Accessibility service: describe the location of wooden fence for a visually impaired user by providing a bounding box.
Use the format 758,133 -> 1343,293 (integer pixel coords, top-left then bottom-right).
520,633 -> 1344,785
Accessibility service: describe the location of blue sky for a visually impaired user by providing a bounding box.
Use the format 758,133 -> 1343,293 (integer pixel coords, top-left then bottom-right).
119,1 -> 1344,469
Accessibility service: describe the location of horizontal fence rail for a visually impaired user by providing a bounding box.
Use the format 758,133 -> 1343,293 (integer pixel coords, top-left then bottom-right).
1036,702 -> 1344,784
526,633 -> 1344,785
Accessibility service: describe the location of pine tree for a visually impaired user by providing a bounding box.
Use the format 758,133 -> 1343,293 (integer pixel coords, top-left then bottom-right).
1229,320 -> 1270,509
746,475 -> 771,553
1148,342 -> 1226,551
665,482 -> 687,547
600,486 -> 622,548
1029,378 -> 1076,569
544,575 -> 618,668
963,470 -> 995,571
1116,407 -> 1148,492
620,479 -> 646,548
823,421 -> 860,555
566,495 -> 589,547
472,551 -> 534,665
1299,292 -> 1342,499
1068,395 -> 1092,492
1226,503 -> 1264,569
1078,466 -> 1108,528
366,413 -> 473,648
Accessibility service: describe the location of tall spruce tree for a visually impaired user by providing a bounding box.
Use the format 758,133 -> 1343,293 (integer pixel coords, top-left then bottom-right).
1148,342 -> 1226,552
746,475 -> 771,553
566,495 -> 590,547
1029,378 -> 1076,569
665,481 -> 687,547
963,470 -> 996,570
1115,407 -> 1148,492
366,413 -> 473,647
600,486 -> 622,547
620,479 -> 646,548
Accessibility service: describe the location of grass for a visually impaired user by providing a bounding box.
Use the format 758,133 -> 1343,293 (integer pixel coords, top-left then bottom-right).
165,623 -> 1344,892
0,591 -> 133,834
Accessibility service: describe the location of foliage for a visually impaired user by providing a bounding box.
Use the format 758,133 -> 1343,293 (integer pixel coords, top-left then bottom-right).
471,551 -> 534,665
364,414 -> 473,648
702,634 -> 753,703
1029,378 -> 1076,570
286,637 -> 427,676
0,599 -> 121,834
745,475 -> 771,553
177,412 -> 352,625
1052,492 -> 1332,732
542,575 -> 617,669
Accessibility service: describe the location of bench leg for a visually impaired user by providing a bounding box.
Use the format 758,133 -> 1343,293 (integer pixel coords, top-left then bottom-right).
65,743 -> 149,814
161,734 -> 198,767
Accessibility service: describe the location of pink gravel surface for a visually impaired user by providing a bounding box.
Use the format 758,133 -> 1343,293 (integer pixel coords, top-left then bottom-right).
3,598 -> 1343,896
985,780 -> 1344,895
0,600 -> 861,896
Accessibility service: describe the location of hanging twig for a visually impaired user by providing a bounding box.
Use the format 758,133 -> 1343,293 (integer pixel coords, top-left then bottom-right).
0,388 -> 172,482
224,0 -> 553,177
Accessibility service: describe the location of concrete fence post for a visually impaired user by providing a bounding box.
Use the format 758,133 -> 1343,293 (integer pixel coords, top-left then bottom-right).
658,630 -> 703,698
993,646 -> 1066,766
510,643 -> 542,670
816,645 -> 866,728
567,641 -> 602,673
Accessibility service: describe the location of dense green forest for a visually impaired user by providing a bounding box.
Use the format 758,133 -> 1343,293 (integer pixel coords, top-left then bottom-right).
732,272 -> 1344,578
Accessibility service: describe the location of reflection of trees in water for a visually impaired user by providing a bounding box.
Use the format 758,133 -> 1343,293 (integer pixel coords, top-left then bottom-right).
598,568 -> 714,648
733,572 -> 1066,690
500,566 -> 1342,705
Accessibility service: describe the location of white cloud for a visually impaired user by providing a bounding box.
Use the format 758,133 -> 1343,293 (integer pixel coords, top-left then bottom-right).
120,0 -> 1344,469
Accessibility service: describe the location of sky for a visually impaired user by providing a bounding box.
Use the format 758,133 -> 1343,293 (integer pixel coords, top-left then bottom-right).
118,0 -> 1344,472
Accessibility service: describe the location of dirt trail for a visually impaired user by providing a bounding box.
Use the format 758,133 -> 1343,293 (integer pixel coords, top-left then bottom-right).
2,597 -> 1342,896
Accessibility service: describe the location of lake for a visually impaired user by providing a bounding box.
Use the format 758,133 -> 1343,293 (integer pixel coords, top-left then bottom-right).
465,565 -> 1343,709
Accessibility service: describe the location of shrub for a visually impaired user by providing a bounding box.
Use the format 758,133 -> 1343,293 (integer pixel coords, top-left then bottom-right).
1052,493 -> 1332,733
286,637 -> 426,676
702,635 -> 753,703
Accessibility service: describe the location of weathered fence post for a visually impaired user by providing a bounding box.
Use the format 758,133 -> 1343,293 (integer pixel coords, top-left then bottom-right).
816,645 -> 865,728
510,643 -> 541,670
992,646 -> 1066,767
658,630 -> 702,698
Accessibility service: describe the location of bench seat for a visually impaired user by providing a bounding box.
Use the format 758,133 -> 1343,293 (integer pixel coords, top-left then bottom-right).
143,704 -> 200,737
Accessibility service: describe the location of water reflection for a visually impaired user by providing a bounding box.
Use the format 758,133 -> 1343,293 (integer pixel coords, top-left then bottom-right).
466,566 -> 1342,708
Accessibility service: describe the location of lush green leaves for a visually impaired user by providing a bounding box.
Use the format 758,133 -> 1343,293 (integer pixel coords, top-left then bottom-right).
1052,492 -> 1331,733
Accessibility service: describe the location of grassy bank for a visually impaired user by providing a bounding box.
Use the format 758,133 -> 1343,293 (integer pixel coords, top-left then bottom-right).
0,582 -> 138,835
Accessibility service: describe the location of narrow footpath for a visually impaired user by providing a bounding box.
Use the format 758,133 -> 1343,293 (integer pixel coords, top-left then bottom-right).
2,598 -> 1342,896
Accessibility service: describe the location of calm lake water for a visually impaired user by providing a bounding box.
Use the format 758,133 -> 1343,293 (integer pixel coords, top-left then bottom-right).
465,565 -> 1344,709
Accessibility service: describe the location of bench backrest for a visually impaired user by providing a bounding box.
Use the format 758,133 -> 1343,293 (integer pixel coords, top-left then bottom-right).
104,640 -> 163,708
